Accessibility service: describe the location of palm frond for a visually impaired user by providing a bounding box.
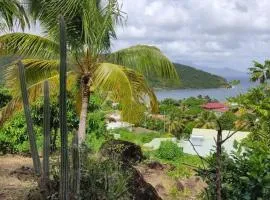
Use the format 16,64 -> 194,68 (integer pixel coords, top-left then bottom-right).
0,33 -> 59,59
0,0 -> 29,30
3,59 -> 60,96
0,71 -> 77,125
31,0 -> 124,52
107,45 -> 179,80
93,63 -> 157,123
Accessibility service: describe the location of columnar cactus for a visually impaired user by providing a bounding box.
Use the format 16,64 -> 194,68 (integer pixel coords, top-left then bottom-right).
17,60 -> 41,176
43,80 -> 50,179
71,130 -> 80,199
59,15 -> 69,200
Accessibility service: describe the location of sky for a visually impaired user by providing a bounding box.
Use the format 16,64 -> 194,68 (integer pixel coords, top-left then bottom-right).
112,0 -> 270,72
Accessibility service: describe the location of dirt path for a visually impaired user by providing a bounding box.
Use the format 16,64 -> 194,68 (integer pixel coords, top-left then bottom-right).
0,155 -> 36,200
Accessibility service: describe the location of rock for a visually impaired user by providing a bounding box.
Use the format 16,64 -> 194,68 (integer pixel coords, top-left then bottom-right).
100,140 -> 144,164
176,180 -> 185,192
10,166 -> 35,181
129,168 -> 162,200
147,161 -> 164,170
155,184 -> 165,193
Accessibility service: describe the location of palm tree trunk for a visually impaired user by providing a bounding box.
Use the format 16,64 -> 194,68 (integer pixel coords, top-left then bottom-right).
78,82 -> 90,145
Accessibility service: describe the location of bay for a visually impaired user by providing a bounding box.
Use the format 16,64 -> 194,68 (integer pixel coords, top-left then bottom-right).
155,77 -> 257,102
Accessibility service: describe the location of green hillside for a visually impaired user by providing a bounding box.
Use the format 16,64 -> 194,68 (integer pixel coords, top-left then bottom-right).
148,63 -> 229,89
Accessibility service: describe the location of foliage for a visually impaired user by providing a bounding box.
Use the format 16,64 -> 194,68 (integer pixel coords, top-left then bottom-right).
116,129 -> 165,146
229,79 -> 240,86
198,143 -> 270,200
140,116 -> 165,132
0,0 -> 29,30
249,60 -> 270,84
195,111 -> 217,129
218,111 -> 237,130
155,141 -> 183,161
148,63 -> 228,89
0,112 -> 43,154
80,158 -> 131,200
230,85 -> 270,145
0,84 -> 12,108
85,111 -> 109,152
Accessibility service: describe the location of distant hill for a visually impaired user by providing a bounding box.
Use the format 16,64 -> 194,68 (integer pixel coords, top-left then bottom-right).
148,63 -> 229,89
195,66 -> 249,80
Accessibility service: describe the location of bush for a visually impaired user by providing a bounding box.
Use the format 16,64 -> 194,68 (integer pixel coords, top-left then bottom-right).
156,141 -> 183,161
0,85 -> 12,108
197,142 -> 270,200
0,112 -> 43,154
81,158 -> 131,200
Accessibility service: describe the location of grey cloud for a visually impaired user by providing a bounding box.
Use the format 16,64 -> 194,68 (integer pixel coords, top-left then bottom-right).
112,0 -> 270,71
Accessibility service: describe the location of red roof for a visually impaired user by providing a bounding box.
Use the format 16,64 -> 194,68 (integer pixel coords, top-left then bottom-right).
202,102 -> 227,110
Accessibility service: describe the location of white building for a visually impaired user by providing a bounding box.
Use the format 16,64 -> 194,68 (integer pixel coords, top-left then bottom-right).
180,128 -> 250,156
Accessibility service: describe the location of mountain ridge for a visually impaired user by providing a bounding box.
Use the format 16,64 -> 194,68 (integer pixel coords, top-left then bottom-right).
148,63 -> 229,89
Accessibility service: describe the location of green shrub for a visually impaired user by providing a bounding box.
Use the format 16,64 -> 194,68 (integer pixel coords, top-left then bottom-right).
156,141 -> 183,160
0,112 -> 43,154
197,142 -> 270,200
81,158 -> 131,200
0,85 -> 12,108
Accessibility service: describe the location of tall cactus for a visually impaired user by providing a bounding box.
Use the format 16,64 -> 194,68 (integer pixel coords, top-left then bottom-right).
59,15 -> 69,200
71,130 -> 80,199
41,80 -> 51,199
43,80 -> 50,180
17,60 -> 41,176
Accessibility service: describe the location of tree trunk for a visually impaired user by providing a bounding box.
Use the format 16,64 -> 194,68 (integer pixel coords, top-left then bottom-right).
78,82 -> 90,145
216,128 -> 222,200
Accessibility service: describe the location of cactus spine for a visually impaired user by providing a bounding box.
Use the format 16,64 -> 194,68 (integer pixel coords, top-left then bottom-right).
17,60 -> 41,176
43,80 -> 50,179
71,130 -> 80,199
59,15 -> 69,200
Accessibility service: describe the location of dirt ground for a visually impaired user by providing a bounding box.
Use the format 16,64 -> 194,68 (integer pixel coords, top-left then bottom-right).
0,155 -> 205,200
136,163 -> 206,200
0,155 -> 36,200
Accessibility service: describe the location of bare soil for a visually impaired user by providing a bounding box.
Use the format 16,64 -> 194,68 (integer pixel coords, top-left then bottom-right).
136,163 -> 206,200
0,155 -> 36,200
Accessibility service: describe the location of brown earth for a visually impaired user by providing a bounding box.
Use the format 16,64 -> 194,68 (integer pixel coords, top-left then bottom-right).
136,162 -> 206,200
0,155 -> 36,200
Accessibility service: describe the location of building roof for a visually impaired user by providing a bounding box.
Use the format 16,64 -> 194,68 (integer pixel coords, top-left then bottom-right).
202,102 -> 228,110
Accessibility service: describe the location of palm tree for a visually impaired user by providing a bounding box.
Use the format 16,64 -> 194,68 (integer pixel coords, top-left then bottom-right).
0,0 -> 178,144
195,111 -> 217,129
0,0 -> 29,30
249,60 -> 270,84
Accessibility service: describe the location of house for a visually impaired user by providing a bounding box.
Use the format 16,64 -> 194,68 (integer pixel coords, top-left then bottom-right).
202,102 -> 229,116
179,128 -> 250,156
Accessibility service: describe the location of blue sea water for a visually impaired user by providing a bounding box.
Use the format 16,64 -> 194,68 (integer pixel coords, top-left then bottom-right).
155,77 -> 257,102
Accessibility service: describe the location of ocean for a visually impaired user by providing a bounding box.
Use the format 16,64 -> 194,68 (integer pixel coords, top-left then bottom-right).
155,76 -> 257,102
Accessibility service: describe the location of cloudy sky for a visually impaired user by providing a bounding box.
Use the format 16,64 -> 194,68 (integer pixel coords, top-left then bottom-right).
112,0 -> 270,72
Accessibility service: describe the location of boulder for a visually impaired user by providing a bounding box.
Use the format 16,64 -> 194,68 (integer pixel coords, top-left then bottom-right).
100,140 -> 144,164
129,168 -> 162,200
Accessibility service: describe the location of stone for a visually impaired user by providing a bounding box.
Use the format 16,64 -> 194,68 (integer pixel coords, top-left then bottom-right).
100,140 -> 144,164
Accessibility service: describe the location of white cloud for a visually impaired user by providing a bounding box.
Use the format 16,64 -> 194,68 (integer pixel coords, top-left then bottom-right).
112,0 -> 270,71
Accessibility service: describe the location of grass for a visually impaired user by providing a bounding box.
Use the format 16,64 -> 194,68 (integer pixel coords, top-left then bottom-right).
114,129 -> 203,179
144,150 -> 203,178
115,129 -> 172,146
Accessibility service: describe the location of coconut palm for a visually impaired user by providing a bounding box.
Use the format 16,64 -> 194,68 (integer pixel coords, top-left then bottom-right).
249,60 -> 270,84
0,0 -> 178,144
195,111 -> 217,129
0,0 -> 29,30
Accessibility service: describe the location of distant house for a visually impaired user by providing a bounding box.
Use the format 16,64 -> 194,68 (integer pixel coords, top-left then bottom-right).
202,102 -> 229,114
180,128 -> 250,156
